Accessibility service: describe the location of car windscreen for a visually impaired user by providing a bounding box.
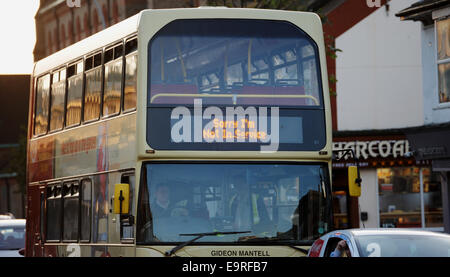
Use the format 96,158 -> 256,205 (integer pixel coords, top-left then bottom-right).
355,234 -> 450,257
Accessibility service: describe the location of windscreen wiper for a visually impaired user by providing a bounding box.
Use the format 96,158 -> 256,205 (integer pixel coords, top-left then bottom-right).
165,231 -> 251,256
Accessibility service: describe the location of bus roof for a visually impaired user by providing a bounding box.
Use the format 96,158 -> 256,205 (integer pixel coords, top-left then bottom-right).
33,7 -> 322,77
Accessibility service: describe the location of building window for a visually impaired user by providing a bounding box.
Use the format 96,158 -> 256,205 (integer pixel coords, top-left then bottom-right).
436,17 -> 450,104
93,9 -> 99,33
67,20 -> 73,45
76,16 -> 81,41
332,190 -> 349,229
378,167 -> 443,229
54,28 -> 59,51
102,4 -> 109,27
47,31 -> 52,56
112,1 -> 119,24
84,13 -> 90,38
60,23 -> 66,48
422,168 -> 443,227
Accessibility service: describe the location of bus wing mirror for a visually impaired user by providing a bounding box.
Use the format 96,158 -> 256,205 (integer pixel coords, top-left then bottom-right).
113,183 -> 130,214
348,166 -> 361,197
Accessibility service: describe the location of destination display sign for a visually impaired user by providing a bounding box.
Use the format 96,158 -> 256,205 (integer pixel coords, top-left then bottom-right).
147,99 -> 326,152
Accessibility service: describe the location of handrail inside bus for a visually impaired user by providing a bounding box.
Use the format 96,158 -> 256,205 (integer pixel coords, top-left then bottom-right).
150,93 -> 320,106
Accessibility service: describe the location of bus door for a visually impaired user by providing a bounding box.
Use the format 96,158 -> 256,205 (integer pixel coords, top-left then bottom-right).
26,185 -> 46,257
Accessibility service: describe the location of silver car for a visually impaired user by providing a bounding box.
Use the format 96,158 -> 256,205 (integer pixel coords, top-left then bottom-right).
0,219 -> 26,257
308,228 -> 450,257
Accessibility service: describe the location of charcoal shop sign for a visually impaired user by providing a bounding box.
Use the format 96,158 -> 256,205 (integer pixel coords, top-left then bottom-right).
333,140 -> 411,160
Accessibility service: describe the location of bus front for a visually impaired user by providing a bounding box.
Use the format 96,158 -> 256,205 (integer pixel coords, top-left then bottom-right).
136,9 -> 332,257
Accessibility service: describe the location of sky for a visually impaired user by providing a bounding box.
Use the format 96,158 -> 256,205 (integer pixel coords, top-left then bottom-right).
0,1 -> 40,74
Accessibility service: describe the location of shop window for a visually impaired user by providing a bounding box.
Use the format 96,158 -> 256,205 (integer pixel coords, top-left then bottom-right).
332,191 -> 349,229
49,68 -> 66,131
66,61 -> 83,127
34,74 -> 50,135
84,53 -> 102,122
378,167 -> 422,228
436,17 -> 450,104
378,167 -> 443,229
422,169 -> 443,227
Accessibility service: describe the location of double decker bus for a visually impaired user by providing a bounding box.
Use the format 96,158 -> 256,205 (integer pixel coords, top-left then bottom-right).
26,7 -> 345,257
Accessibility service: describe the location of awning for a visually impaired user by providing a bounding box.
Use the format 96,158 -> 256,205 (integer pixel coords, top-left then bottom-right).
405,123 -> 450,161
395,0 -> 450,25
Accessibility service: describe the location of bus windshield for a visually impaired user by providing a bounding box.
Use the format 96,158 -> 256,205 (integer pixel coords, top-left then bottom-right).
137,163 -> 331,244
149,19 -> 323,107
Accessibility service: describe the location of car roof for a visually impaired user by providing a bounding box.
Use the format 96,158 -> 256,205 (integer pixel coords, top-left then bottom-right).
0,219 -> 26,227
333,228 -> 450,238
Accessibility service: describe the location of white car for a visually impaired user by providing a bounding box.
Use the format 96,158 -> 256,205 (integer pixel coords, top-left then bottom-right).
307,228 -> 450,257
0,213 -> 15,220
0,219 -> 26,257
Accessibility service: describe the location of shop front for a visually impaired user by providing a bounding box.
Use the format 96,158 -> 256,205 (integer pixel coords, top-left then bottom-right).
332,131 -> 444,231
406,125 -> 450,233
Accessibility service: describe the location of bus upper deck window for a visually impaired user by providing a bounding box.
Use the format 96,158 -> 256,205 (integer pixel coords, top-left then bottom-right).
149,19 -> 322,107
66,61 -> 83,127
103,44 -> 123,116
49,68 -> 66,131
124,38 -> 137,111
34,74 -> 50,135
84,52 -> 102,122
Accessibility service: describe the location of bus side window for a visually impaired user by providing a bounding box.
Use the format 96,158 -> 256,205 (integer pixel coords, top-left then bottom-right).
84,53 -> 102,122
120,173 -> 135,241
62,182 -> 79,242
93,174 -> 108,243
46,184 -> 62,242
103,44 -> 123,117
80,179 -> 92,242
49,68 -> 66,131
34,74 -> 50,135
66,61 -> 84,127
124,38 -> 137,111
